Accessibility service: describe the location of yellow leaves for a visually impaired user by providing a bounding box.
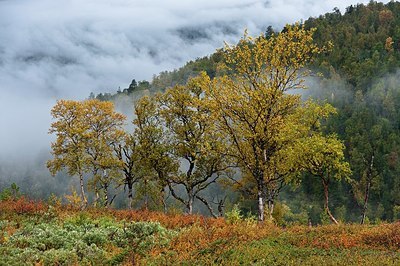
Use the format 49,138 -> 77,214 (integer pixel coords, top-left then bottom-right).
147,73 -> 232,187
299,134 -> 352,180
205,24 -> 344,194
385,37 -> 394,52
48,99 -> 126,179
64,187 -> 84,208
221,24 -> 329,95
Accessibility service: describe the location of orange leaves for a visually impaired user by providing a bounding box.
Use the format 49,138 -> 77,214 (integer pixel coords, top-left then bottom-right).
361,222 -> 400,250
0,197 -> 46,215
282,223 -> 400,251
153,219 -> 278,262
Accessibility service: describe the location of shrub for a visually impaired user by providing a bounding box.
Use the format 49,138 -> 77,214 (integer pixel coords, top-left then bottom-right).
0,183 -> 21,201
225,204 -> 243,224
0,215 -> 173,265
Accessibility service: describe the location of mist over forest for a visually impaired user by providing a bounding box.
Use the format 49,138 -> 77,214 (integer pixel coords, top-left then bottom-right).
0,0 -> 381,161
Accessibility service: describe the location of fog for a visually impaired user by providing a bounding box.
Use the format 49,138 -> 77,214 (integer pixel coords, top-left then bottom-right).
0,0 -> 387,191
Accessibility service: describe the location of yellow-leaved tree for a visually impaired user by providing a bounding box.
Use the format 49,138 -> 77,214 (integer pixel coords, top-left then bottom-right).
82,100 -> 126,207
48,100 -> 89,206
207,24 -> 334,221
113,132 -> 143,209
132,95 -> 178,212
299,134 -> 351,224
156,73 -> 233,216
47,99 -> 125,208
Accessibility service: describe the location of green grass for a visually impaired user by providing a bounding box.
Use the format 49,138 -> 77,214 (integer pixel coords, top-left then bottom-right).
145,238 -> 400,266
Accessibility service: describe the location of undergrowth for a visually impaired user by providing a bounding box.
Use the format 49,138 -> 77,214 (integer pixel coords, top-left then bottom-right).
0,198 -> 399,265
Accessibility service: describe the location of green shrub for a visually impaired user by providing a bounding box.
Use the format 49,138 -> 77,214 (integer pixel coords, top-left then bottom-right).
116,221 -> 172,255
225,204 -> 243,224
0,216 -> 173,265
0,183 -> 21,201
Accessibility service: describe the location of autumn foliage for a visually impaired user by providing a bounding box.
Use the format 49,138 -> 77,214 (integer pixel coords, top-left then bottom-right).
0,197 -> 46,215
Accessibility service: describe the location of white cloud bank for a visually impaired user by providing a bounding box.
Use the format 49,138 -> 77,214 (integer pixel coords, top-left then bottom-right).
0,0 -> 389,159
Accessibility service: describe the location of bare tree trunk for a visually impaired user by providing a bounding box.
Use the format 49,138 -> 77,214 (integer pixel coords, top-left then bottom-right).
186,162 -> 195,215
188,197 -> 193,215
323,179 -> 338,225
104,183 -> 109,207
187,189 -> 194,215
257,181 -> 265,222
265,180 -> 284,221
361,155 -> 374,225
128,184 -> 133,210
162,198 -> 167,213
196,195 -> 218,218
361,180 -> 371,224
94,190 -> 99,207
161,188 -> 167,213
79,172 -> 88,208
217,197 -> 226,217
267,200 -> 274,221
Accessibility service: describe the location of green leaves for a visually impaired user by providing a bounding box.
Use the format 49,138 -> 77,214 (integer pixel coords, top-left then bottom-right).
300,134 -> 351,181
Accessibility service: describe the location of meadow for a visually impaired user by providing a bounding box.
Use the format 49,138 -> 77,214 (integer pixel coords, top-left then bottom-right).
0,197 -> 399,265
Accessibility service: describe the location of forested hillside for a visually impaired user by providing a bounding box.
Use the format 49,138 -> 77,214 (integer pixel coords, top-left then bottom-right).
304,1 -> 400,223
89,1 -> 400,224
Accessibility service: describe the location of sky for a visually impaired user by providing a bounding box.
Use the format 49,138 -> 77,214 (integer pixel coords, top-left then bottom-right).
0,0 -> 390,161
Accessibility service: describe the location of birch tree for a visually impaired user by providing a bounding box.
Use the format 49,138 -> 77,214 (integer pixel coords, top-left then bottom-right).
207,24 -> 329,221
48,99 -> 125,208
48,100 -> 90,207
300,134 -> 351,224
157,74 -> 233,215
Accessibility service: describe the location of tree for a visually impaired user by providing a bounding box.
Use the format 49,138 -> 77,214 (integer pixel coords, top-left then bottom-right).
300,134 -> 351,224
48,100 -> 90,207
263,101 -> 337,220
207,25 -> 328,221
132,95 -> 178,212
227,100 -> 337,220
128,79 -> 138,93
48,99 -> 126,208
113,133 -> 143,209
82,100 -> 126,207
157,73 -> 233,216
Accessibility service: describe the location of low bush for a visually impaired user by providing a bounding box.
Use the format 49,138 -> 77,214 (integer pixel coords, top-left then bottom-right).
0,214 -> 173,265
